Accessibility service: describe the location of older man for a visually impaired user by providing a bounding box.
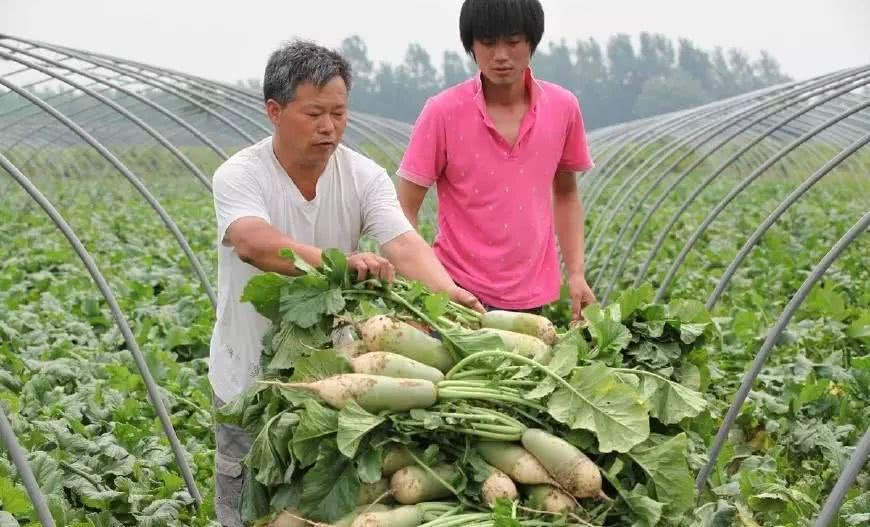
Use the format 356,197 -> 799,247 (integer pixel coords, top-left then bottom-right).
209,40 -> 482,526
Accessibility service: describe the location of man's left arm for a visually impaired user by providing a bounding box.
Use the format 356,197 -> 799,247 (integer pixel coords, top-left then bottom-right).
362,168 -> 484,313
555,93 -> 597,320
381,231 -> 483,312
553,170 -> 596,320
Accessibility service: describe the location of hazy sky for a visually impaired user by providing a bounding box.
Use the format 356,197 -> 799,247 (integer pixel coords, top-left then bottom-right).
2,0 -> 868,85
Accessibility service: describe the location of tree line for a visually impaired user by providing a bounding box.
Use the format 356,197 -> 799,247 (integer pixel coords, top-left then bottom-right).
238,33 -> 792,130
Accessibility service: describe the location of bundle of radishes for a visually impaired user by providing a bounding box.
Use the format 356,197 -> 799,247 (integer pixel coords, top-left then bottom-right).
223,250 -> 714,526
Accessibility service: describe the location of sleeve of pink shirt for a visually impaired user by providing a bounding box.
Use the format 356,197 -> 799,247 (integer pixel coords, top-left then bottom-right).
558,95 -> 595,173
397,98 -> 446,188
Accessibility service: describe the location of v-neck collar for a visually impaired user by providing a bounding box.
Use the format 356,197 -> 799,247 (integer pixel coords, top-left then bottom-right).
471,67 -> 542,152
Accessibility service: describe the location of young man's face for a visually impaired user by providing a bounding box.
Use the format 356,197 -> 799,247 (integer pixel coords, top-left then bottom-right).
266,76 -> 348,168
472,35 -> 532,87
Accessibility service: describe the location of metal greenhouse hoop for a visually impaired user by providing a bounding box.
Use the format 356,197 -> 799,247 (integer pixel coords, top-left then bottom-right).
0,77 -> 217,306
695,210 -> 869,491
641,97 -> 870,302
705,133 -> 870,308
0,152 -> 203,508
0,406 -> 55,526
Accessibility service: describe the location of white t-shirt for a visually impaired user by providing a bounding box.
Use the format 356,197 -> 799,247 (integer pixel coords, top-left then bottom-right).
208,137 -> 413,403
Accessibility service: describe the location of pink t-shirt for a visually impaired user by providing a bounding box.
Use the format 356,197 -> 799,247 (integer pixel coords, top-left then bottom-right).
398,69 -> 594,309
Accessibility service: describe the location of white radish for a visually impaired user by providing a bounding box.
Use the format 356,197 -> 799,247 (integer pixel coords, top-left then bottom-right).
479,328 -> 552,363
360,315 -> 455,372
382,444 -> 419,476
350,505 -> 423,527
357,478 -> 392,505
350,352 -> 445,383
526,484 -> 576,514
268,509 -> 308,527
477,441 -> 557,485
333,504 -> 391,527
390,464 -> 456,505
521,428 -> 602,498
275,374 -> 437,412
336,339 -> 368,359
480,310 -> 558,345
481,467 -> 518,507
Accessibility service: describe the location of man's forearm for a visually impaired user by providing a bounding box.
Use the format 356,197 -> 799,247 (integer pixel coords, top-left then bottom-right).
553,188 -> 587,277
245,239 -> 323,275
232,222 -> 323,276
383,232 -> 455,292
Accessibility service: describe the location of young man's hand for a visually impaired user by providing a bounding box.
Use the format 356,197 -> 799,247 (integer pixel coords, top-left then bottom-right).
568,273 -> 597,321
347,252 -> 396,283
448,285 -> 486,313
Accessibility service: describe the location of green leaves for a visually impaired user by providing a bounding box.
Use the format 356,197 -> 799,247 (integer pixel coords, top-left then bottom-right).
280,275 -> 346,328
525,328 -> 582,400
0,478 -> 30,517
547,362 -> 650,452
584,304 -> 633,359
628,434 -> 696,516
241,272 -> 289,322
617,283 -> 655,321
246,413 -> 294,486
337,401 -> 385,458
289,349 -> 351,383
292,400 -> 339,467
667,299 -> 712,345
266,323 -> 330,371
299,440 -> 360,522
627,370 -> 707,424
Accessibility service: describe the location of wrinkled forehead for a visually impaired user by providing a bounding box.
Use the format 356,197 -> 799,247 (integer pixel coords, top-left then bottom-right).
291,78 -> 349,105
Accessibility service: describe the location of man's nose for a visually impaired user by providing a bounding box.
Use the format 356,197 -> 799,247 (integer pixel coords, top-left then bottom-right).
317,114 -> 335,134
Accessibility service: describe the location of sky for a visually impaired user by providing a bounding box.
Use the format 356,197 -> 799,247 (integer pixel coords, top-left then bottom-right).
1,0 -> 868,85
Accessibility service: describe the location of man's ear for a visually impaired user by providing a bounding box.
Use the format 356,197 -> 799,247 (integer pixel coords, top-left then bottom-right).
265,99 -> 282,125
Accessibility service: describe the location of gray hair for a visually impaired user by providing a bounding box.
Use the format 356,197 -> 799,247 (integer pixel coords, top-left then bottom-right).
263,39 -> 352,104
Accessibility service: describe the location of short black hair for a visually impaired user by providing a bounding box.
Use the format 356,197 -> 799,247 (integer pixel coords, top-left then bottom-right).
263,39 -> 352,104
459,0 -> 545,55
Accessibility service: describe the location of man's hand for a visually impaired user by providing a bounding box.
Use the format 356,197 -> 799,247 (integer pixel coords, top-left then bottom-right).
448,285 -> 486,313
348,252 -> 396,283
568,273 -> 597,321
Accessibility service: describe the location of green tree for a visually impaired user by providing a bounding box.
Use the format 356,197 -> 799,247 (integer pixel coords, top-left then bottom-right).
634,69 -> 711,118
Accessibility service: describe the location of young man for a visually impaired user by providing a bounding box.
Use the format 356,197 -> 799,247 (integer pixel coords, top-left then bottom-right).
397,0 -> 597,320
209,40 -> 482,527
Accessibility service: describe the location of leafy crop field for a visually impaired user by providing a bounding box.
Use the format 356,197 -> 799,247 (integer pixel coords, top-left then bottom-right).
0,140 -> 867,527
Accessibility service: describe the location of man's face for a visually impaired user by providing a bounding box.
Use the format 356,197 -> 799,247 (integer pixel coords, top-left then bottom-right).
472,35 -> 532,87
266,76 -> 348,168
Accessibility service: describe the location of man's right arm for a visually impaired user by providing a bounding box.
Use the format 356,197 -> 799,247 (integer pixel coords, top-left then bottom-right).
396,178 -> 428,229
225,217 -> 322,275
396,97 -> 444,230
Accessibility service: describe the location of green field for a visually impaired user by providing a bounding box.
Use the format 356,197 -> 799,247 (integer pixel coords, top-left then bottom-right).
1,133 -> 867,526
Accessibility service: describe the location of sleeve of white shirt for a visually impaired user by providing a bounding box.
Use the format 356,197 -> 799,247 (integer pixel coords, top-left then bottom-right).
361,168 -> 414,246
213,161 -> 271,247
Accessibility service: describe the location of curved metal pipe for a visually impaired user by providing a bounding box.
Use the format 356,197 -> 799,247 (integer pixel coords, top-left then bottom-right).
0,42 -> 229,162
592,70 -> 870,298
706,133 -> 870,308
647,78 -> 870,297
694,210 -> 870,491
0,50 -> 215,192
1,36 -> 262,145
644,96 -> 870,302
0,406 -> 55,526
0,77 -> 217,306
0,153 -> 203,507
813,427 -> 870,527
